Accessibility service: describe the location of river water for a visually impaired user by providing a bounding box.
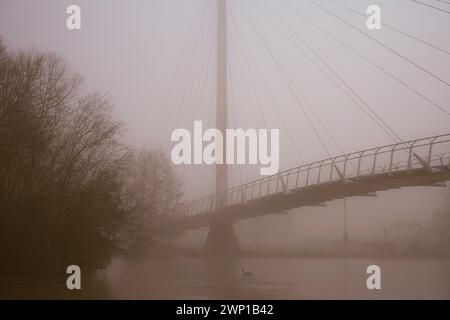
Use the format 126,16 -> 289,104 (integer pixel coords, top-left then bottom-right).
102,256 -> 450,300
2,256 -> 449,299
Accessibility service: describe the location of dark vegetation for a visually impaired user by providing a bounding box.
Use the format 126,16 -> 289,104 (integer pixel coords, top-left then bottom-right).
0,40 -> 182,274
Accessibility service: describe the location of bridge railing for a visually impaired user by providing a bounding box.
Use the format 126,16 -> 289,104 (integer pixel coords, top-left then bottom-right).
185,134 -> 450,217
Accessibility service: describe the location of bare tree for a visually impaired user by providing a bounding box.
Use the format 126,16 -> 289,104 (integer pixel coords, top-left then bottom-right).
0,41 -> 182,274
120,150 -> 183,254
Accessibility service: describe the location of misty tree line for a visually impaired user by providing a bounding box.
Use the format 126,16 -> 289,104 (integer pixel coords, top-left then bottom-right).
0,41 -> 182,274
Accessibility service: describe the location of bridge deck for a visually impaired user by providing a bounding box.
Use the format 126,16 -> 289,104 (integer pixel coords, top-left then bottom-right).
173,166 -> 450,231
170,134 -> 450,232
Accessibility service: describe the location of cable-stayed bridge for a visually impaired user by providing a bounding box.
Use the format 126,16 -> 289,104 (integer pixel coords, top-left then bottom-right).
154,0 -> 450,255
173,133 -> 450,230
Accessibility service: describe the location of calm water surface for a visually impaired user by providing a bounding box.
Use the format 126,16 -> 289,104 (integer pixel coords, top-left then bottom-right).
2,256 -> 449,299
102,256 -> 450,299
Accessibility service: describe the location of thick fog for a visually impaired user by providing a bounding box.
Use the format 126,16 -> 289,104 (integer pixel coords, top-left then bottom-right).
1,0 -> 449,248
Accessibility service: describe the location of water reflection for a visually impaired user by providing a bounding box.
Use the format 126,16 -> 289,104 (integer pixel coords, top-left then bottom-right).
1,256 -> 449,299
0,274 -> 110,299
205,258 -> 238,299
104,256 -> 450,300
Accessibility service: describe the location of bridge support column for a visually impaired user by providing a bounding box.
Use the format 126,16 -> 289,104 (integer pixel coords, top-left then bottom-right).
205,217 -> 239,257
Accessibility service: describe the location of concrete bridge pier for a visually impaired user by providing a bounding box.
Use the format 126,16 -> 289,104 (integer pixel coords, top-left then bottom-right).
205,217 -> 239,257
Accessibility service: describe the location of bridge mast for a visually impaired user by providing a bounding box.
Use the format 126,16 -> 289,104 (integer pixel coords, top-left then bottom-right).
205,0 -> 239,256
216,0 -> 228,197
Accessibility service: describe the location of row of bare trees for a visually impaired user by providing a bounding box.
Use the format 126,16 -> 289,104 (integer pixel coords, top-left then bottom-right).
0,40 -> 182,274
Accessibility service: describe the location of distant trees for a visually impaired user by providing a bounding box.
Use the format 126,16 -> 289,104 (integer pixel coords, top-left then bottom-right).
120,150 -> 183,254
0,40 -> 182,274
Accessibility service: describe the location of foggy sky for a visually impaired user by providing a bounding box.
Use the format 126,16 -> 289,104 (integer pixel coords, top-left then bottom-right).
1,0 -> 449,244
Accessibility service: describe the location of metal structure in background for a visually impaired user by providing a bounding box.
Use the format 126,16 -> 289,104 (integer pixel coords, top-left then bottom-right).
183,133 -> 450,221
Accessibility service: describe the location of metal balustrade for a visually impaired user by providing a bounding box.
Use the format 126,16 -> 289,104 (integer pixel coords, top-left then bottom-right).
183,134 -> 450,217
